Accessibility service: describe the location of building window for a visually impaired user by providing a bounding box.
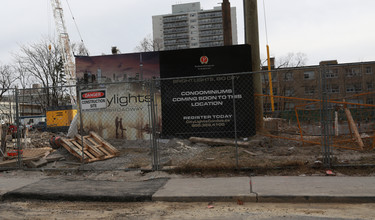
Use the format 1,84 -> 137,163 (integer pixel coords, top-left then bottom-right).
366,66 -> 373,74
284,72 -> 293,81
326,69 -> 338,78
262,88 -> 277,95
346,84 -> 362,93
304,71 -> 315,80
327,84 -> 339,93
367,98 -> 374,105
262,72 -> 277,83
305,86 -> 315,95
346,67 -> 361,77
190,13 -> 196,17
367,82 -> 373,90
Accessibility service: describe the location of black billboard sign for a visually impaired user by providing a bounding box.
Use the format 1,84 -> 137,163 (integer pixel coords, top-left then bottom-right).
160,45 -> 255,138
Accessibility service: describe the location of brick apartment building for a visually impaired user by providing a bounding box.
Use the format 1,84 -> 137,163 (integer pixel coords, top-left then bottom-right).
262,60 -> 375,111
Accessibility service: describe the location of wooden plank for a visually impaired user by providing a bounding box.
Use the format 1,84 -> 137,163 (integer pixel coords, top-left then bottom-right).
59,132 -> 119,163
344,107 -> 364,150
22,148 -> 53,158
70,141 -> 94,160
102,143 -> 120,156
83,149 -> 96,159
61,143 -> 81,159
61,138 -> 86,161
76,135 -> 104,158
189,137 -> 251,147
86,155 -> 118,163
90,131 -> 119,155
72,140 -> 83,150
87,137 -> 99,146
243,149 -> 257,156
97,146 -> 111,156
0,156 -> 41,168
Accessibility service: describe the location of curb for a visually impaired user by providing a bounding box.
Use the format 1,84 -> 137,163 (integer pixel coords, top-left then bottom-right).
152,194 -> 257,203
257,195 -> 375,203
2,191 -> 153,202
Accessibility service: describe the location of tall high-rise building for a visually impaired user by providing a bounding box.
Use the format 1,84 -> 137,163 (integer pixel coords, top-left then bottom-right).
152,2 -> 238,51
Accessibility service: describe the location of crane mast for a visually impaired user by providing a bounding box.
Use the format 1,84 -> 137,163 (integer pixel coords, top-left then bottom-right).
50,0 -> 77,105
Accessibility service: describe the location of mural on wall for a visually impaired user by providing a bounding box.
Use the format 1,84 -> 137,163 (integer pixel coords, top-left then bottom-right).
75,52 -> 161,140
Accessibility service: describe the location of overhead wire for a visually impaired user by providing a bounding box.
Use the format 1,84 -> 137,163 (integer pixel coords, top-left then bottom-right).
65,0 -> 85,45
263,0 -> 275,112
262,0 -> 269,45
47,0 -> 52,39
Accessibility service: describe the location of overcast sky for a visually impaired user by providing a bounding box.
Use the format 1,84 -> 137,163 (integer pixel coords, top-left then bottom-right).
1,0 -> 374,66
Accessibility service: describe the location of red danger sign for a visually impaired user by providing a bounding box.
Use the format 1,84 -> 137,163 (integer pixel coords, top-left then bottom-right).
82,91 -> 105,99
80,89 -> 107,111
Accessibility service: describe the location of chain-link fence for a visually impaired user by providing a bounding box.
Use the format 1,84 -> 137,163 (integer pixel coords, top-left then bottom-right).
2,65 -> 375,173
0,86 -> 72,170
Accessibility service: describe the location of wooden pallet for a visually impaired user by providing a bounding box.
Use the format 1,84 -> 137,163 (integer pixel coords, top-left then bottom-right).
61,131 -> 120,163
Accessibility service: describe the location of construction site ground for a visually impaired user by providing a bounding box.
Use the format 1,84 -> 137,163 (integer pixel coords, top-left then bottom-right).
2,127 -> 374,178
1,128 -> 375,219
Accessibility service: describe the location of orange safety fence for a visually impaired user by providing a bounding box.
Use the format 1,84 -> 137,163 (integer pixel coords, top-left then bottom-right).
255,93 -> 375,151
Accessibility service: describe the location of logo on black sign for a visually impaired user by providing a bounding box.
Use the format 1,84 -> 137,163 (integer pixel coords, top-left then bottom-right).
200,56 -> 209,64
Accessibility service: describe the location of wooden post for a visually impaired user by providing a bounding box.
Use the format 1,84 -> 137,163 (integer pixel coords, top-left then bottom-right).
222,0 -> 233,45
244,0 -> 263,132
344,107 -> 364,150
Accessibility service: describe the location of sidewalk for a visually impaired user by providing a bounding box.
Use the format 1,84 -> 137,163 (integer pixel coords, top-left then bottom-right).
2,176 -> 375,203
153,176 -> 375,203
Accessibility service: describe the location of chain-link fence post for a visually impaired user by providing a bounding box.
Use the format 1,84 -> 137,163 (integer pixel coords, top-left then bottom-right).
14,88 -> 22,169
76,84 -> 85,168
320,66 -> 331,168
231,75 -> 239,168
150,79 -> 159,171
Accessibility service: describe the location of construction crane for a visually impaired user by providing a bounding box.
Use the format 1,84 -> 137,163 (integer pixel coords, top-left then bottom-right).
50,0 -> 77,106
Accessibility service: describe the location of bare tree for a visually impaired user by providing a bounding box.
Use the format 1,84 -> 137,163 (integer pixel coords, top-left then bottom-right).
0,63 -> 17,132
13,39 -> 67,110
276,52 -> 307,68
71,42 -> 89,56
0,63 -> 18,100
262,52 -> 308,112
134,34 -> 162,52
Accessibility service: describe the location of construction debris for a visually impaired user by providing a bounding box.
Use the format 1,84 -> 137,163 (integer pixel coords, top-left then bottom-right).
242,150 -> 257,156
60,131 -> 120,163
189,137 -> 252,147
25,158 -> 48,168
0,147 -> 53,168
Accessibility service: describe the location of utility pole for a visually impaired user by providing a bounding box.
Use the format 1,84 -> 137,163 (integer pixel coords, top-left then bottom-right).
244,0 -> 264,131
